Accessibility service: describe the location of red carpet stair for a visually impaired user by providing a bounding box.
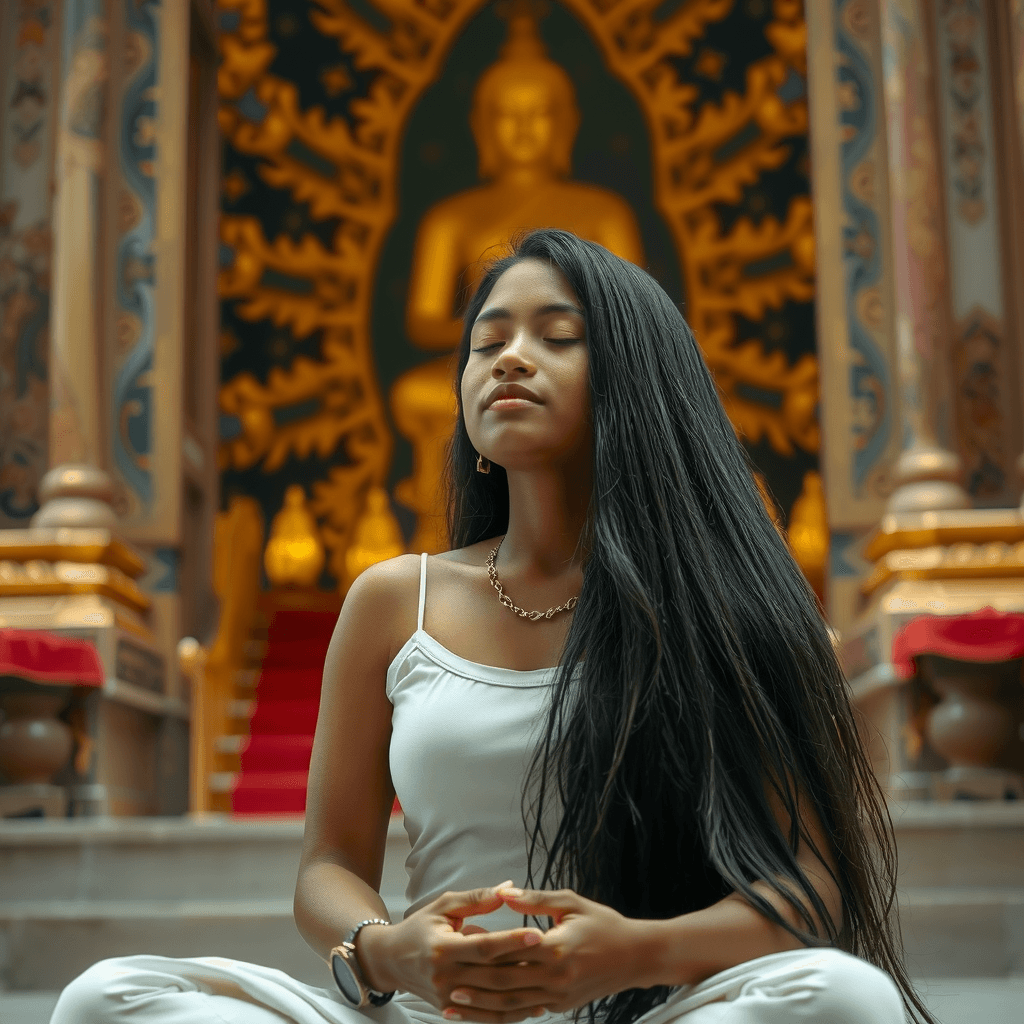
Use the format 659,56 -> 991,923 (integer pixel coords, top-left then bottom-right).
231,610 -> 335,814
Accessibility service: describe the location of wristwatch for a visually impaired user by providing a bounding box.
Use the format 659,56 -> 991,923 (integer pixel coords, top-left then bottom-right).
330,918 -> 396,1008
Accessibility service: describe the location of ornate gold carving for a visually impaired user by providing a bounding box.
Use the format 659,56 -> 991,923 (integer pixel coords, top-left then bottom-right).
217,0 -> 818,578
787,469 -> 828,599
343,485 -> 406,592
264,485 -> 327,587
397,3 -> 645,549
561,0 -> 817,456
186,495 -> 265,813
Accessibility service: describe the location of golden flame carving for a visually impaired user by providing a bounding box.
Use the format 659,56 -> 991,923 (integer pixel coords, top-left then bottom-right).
217,0 -> 819,584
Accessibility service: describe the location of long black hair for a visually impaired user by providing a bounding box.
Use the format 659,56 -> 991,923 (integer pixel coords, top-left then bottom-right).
445,229 -> 932,1024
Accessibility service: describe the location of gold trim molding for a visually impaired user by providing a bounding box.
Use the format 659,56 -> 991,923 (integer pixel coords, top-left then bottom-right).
0,561 -> 152,613
0,528 -> 147,578
863,509 -> 1024,562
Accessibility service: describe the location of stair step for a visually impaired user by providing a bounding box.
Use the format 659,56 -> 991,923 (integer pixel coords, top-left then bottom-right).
228,699 -> 253,719
2,805 -> 1022,990
231,771 -> 309,790
249,697 -> 319,734
235,668 -> 260,690
214,735 -> 246,754
209,771 -> 236,792
254,666 -> 324,699
240,734 -> 315,771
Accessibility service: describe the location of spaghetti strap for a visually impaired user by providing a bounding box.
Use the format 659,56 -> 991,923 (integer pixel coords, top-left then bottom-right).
417,551 -> 428,632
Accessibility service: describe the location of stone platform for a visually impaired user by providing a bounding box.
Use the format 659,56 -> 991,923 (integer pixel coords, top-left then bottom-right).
0,802 -> 1021,1020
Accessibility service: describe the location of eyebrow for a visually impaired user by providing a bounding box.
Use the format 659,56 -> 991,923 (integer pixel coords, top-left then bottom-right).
473,301 -> 585,325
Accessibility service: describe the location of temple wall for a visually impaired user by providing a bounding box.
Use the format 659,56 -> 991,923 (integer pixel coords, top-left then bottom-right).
933,0 -> 1022,508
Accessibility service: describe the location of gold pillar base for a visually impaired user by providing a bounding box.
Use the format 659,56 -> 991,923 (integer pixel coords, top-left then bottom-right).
885,443 -> 971,515
842,508 -> 1024,801
0,527 -> 185,816
31,465 -> 120,531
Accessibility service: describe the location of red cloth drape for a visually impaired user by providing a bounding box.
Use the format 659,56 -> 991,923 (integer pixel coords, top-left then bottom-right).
891,606 -> 1024,680
0,628 -> 104,686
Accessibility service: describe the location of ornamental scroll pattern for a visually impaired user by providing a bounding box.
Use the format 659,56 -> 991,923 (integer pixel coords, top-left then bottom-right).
0,1 -> 59,525
111,0 -> 161,518
217,0 -> 819,582
562,0 -> 820,458
834,0 -> 892,496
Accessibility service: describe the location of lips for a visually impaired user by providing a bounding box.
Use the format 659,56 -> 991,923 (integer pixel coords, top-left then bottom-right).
485,383 -> 542,409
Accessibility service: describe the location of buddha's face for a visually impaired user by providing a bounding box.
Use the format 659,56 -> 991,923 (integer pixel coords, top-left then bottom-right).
488,80 -> 558,168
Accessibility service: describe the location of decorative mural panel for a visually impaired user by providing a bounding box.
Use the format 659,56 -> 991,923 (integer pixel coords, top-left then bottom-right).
934,0 -> 1015,506
217,0 -> 821,586
111,0 -> 161,522
1014,1 -> 1024,165
807,0 -> 897,534
0,1 -> 60,526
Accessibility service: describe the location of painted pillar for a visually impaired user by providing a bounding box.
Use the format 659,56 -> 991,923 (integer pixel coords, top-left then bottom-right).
0,2 -> 62,526
33,0 -> 119,529
878,0 -> 969,514
1011,0 -> 1024,509
1013,4 -> 1024,179
806,0 -> 903,634
932,1 -> 1018,508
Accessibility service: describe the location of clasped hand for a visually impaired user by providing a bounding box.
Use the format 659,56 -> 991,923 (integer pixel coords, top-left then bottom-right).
357,883 -> 652,1023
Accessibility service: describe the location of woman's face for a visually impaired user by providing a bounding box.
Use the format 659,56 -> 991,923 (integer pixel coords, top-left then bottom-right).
462,258 -> 591,472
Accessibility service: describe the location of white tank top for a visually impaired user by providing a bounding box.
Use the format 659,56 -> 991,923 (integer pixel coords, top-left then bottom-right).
386,551 -> 573,931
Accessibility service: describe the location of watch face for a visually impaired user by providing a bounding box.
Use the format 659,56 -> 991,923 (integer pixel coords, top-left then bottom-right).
332,952 -> 363,1005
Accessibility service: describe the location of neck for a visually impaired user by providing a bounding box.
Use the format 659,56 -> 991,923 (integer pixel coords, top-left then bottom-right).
500,458 -> 592,576
494,165 -> 550,190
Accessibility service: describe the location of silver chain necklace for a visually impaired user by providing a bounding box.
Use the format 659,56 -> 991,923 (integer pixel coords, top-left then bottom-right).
485,539 -> 579,621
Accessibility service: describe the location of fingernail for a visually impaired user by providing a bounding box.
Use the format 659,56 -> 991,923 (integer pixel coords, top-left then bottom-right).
443,1011 -> 462,1020
450,991 -> 472,1005
522,931 -> 542,946
495,879 -> 514,889
502,887 -> 524,898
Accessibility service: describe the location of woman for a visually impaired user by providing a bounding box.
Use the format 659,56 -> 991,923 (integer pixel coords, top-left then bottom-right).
52,230 -> 930,1024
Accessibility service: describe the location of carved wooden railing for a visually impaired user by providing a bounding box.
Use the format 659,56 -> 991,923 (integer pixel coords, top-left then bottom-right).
178,497 -> 264,813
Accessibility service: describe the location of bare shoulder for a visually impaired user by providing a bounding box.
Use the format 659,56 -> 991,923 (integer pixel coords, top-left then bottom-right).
335,553 -> 423,665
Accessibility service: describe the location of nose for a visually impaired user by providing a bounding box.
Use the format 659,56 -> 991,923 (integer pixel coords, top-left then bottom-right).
491,330 -> 536,378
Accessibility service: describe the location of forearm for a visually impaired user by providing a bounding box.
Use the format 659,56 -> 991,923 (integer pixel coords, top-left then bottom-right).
637,882 -> 834,990
293,858 -> 392,964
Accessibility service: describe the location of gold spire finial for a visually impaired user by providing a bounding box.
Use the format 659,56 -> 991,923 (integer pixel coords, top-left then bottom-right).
495,0 -> 549,61
343,486 -> 405,593
264,485 -> 326,588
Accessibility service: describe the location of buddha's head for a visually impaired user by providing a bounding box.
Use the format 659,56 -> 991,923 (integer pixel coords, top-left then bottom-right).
471,4 -> 579,180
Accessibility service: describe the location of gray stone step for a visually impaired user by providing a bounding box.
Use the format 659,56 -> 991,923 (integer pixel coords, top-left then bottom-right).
0,815 -> 411,991
1,803 -> 1021,993
890,802 -> 1024,979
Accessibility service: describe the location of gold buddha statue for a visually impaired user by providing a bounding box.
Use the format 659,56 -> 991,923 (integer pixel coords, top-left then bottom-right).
392,2 -> 644,551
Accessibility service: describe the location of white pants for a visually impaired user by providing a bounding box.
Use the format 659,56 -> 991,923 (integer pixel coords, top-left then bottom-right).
50,947 -> 907,1024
